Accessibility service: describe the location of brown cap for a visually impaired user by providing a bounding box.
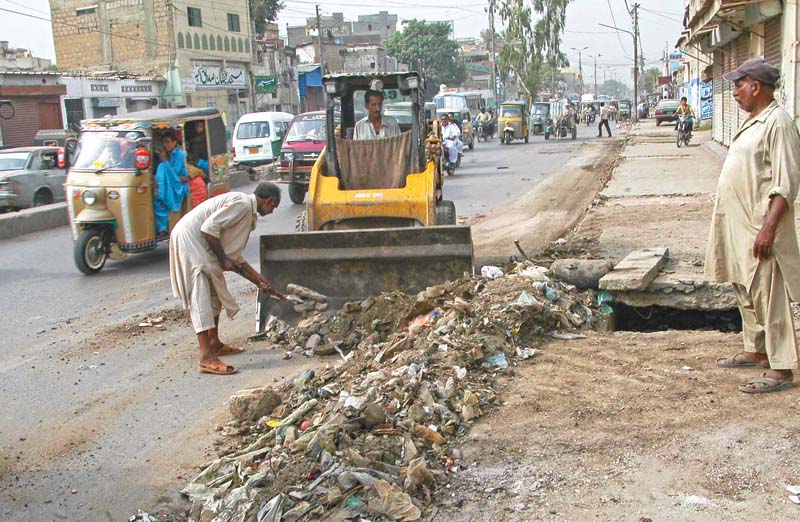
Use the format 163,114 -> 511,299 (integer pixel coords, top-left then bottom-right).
723,57 -> 780,86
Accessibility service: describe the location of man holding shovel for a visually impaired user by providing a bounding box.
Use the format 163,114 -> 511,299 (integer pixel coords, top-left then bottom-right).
169,182 -> 287,375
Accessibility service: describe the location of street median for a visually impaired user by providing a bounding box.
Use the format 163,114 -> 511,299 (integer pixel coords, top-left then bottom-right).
0,203 -> 69,240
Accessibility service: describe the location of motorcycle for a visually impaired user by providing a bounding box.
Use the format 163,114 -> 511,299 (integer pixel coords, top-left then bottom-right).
676,115 -> 691,148
442,138 -> 458,176
477,121 -> 488,142
544,118 -> 554,140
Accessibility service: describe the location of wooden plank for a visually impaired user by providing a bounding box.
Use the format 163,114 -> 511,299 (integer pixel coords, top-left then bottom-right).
599,247 -> 670,291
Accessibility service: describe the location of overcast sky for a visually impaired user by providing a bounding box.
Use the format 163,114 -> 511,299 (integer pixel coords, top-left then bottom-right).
0,0 -> 684,86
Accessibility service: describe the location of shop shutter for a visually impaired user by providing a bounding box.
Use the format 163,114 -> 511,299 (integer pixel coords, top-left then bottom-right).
713,51 -> 723,143
734,35 -> 750,132
722,44 -> 734,145
0,97 -> 40,147
764,16 -> 782,67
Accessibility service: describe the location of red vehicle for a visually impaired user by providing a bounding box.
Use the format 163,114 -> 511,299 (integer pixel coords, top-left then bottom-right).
277,111 -> 332,204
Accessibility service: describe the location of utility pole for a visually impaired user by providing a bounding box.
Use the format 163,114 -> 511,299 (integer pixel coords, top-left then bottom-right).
589,54 -> 601,97
488,0 -> 498,106
315,5 -> 326,76
571,46 -> 588,95
632,3 -> 640,122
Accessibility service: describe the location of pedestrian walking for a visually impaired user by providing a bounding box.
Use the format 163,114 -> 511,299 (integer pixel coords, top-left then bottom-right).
169,182 -> 285,375
708,57 -> 800,393
597,102 -> 612,137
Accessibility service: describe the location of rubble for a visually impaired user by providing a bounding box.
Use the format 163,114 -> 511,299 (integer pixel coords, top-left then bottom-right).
161,261 -> 608,521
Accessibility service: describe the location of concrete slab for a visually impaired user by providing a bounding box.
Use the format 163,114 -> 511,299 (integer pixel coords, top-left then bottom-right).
600,247 -> 669,291
623,141 -> 693,158
612,269 -> 737,311
602,156 -> 719,197
0,203 -> 68,240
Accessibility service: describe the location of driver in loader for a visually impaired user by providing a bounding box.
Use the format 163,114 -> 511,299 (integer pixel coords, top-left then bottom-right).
354,90 -> 400,140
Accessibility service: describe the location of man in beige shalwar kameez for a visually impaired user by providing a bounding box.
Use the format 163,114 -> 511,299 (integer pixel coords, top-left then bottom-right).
707,58 -> 800,393
169,182 -> 283,375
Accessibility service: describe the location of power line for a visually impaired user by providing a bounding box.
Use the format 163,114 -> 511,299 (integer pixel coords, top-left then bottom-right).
639,7 -> 682,24
3,0 -> 50,16
606,0 -> 629,56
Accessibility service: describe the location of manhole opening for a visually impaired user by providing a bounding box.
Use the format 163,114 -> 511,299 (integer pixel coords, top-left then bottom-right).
612,303 -> 742,333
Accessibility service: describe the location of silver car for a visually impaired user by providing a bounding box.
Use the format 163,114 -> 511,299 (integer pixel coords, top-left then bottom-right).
0,147 -> 67,211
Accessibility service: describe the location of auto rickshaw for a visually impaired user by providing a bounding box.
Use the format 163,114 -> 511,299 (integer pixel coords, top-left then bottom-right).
618,99 -> 632,120
530,102 -> 550,135
65,108 -> 230,274
498,101 -> 529,144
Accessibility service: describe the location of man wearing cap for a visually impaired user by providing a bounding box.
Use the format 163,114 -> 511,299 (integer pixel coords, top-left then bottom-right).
709,57 -> 800,393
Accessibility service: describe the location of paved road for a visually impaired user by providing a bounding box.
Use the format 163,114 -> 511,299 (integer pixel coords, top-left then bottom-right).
0,123 -> 599,521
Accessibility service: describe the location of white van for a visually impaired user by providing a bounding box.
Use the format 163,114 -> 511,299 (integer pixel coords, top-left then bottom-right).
232,111 -> 294,166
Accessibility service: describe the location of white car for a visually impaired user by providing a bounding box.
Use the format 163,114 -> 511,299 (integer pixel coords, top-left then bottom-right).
232,111 -> 294,167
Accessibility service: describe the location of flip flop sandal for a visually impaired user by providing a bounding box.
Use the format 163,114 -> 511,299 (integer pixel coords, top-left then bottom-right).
738,375 -> 793,394
199,361 -> 238,375
716,353 -> 769,369
216,345 -> 245,356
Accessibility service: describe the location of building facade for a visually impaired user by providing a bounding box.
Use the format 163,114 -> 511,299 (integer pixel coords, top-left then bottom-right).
678,0 -> 797,145
252,30 -> 301,114
61,74 -> 165,129
49,0 -> 254,128
0,72 -> 65,147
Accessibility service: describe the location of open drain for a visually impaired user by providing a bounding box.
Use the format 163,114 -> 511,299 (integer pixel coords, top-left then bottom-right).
612,303 -> 742,333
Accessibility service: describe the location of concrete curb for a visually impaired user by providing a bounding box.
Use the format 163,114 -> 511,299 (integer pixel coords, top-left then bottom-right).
703,140 -> 728,162
0,203 -> 69,240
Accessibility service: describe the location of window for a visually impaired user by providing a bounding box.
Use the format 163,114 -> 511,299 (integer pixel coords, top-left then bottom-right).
202,34 -> 208,50
217,36 -> 223,50
224,37 -> 230,52
227,13 -> 240,32
208,117 -> 227,155
177,32 -> 184,48
186,33 -> 193,49
237,38 -> 243,53
187,7 -> 202,27
209,34 -> 215,50
244,40 -> 250,53
75,5 -> 96,16
65,99 -> 85,131
193,34 -> 200,49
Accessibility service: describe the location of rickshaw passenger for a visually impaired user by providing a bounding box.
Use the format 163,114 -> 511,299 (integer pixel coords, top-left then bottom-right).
154,131 -> 189,235
187,121 -> 209,161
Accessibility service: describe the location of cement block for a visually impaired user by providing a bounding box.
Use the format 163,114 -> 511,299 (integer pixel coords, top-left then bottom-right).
0,203 -> 69,240
229,386 -> 281,422
600,247 -> 669,291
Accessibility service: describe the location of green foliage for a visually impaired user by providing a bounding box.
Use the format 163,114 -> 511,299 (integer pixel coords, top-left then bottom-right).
250,0 -> 284,35
643,67 -> 660,94
601,79 -> 630,99
496,0 -> 572,99
384,20 -> 466,98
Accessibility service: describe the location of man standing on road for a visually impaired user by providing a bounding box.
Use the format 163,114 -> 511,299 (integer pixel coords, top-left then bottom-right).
708,58 -> 800,394
354,90 -> 400,140
597,102 -> 612,137
169,182 -> 284,375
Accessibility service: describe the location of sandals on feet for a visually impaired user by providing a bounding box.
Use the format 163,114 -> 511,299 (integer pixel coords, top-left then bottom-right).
716,353 -> 769,369
216,345 -> 245,356
199,360 -> 238,375
738,374 -> 793,394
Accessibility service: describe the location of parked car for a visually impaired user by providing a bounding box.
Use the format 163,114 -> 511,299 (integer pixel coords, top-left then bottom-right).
654,99 -> 680,126
232,111 -> 294,167
0,147 -> 66,211
277,111 -> 336,204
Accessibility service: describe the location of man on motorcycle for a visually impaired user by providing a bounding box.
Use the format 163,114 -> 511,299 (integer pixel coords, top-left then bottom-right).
476,107 -> 492,139
440,114 -> 463,167
675,96 -> 696,137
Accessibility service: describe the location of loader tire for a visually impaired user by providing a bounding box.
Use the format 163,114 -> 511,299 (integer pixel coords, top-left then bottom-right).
435,200 -> 456,225
295,210 -> 308,232
289,182 -> 307,204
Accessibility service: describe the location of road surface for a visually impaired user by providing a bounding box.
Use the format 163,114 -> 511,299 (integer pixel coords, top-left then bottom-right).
0,123 -> 603,521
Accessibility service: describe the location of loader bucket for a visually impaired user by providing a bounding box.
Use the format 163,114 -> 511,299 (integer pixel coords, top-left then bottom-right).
257,225 -> 474,329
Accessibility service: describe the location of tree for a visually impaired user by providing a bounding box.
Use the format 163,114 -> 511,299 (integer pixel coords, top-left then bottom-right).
250,0 -> 284,36
496,0 -> 572,100
384,20 -> 466,98
643,67 -> 660,94
600,79 -> 630,99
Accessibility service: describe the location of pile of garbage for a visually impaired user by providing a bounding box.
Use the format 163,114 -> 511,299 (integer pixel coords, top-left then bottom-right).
174,262 -> 607,522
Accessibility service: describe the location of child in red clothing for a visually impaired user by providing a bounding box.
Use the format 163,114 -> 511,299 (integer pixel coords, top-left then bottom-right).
187,163 -> 208,207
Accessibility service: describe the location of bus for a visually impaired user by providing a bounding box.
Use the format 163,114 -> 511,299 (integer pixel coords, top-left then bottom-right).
433,90 -> 485,114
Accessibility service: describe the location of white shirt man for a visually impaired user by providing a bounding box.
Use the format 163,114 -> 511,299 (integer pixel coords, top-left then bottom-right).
440,117 -> 462,164
353,90 -> 401,140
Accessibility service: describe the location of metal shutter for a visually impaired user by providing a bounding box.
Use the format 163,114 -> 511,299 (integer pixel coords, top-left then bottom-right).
713,50 -> 723,143
722,44 -> 735,145
734,35 -> 750,133
0,97 -> 40,147
764,16 -> 781,67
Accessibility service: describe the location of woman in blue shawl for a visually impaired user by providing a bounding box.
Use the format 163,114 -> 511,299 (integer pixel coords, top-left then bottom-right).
154,131 -> 189,235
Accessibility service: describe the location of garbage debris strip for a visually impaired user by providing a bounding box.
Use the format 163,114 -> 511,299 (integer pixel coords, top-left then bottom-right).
143,261 -> 610,521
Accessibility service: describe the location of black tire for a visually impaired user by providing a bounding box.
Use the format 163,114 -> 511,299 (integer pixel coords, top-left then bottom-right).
468,137 -> 474,150
295,210 -> 308,232
446,162 -> 455,176
33,189 -> 53,207
435,200 -> 456,225
74,228 -> 108,275
288,183 -> 307,204
544,131 -> 550,140
656,119 -> 661,127
676,130 -> 684,148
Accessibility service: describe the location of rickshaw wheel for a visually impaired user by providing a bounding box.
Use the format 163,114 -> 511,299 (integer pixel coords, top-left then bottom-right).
75,229 -> 108,274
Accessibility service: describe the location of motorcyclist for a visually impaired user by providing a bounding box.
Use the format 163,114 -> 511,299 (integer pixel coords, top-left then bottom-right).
675,96 -> 696,137
440,114 -> 463,167
476,107 -> 492,138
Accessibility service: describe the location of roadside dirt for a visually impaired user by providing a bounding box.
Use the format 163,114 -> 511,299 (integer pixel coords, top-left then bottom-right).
470,139 -> 624,263
433,330 -> 800,522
